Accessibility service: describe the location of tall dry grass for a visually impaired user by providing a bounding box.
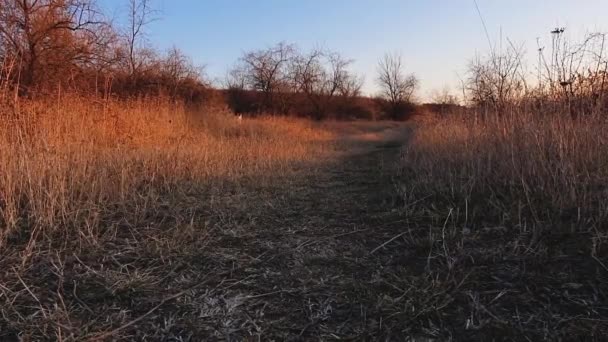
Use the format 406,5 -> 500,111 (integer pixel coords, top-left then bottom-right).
401,112 -> 608,233
0,95 -> 333,249
398,109 -> 608,339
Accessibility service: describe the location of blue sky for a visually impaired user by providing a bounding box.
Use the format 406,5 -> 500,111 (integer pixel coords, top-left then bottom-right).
100,0 -> 608,100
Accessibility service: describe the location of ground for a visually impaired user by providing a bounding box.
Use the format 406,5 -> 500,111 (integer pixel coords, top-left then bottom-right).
138,123 -> 420,340
187,124 -> 415,340
2,122 -> 606,341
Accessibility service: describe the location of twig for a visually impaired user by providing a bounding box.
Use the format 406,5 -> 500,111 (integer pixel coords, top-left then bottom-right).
370,231 -> 408,254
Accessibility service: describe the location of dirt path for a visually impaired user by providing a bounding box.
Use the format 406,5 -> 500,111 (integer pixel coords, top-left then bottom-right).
139,123 -> 607,342
179,124 -> 421,340
3,123 -> 606,341
1,124 -> 423,341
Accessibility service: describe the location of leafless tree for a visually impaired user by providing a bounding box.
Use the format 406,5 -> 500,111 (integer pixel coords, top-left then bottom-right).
0,0 -> 105,92
291,48 -> 360,118
338,72 -> 363,98
377,52 -> 418,118
431,86 -> 459,106
126,0 -> 155,77
238,42 -> 296,111
466,42 -> 526,117
224,64 -> 247,90
161,46 -> 202,97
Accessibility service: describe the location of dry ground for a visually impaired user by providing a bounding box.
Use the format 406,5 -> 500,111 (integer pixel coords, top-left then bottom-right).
0,121 -> 416,341
1,120 -> 606,341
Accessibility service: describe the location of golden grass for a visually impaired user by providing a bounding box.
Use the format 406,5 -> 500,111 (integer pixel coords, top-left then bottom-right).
392,112 -> 608,340
0,95 -> 334,247
401,112 -> 608,228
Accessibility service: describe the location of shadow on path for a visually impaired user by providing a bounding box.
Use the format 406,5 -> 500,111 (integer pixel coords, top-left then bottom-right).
187,124 -> 419,340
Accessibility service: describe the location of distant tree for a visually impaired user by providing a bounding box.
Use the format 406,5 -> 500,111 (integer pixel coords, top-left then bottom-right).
126,0 -> 155,77
327,52 -> 362,97
377,53 -> 418,119
291,48 -> 360,119
161,46 -> 203,98
237,42 -> 296,112
224,64 -> 247,90
466,46 -> 525,117
338,70 -> 363,98
430,86 -> 459,106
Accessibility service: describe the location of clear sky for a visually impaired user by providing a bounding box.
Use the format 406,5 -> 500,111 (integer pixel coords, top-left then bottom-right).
100,0 -> 608,100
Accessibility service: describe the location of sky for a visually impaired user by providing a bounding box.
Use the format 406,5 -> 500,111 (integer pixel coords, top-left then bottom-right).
99,0 -> 608,100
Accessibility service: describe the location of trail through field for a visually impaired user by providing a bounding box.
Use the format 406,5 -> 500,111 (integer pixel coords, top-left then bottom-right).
5,120 -> 603,341
1,122 -> 424,341
192,123 -> 418,339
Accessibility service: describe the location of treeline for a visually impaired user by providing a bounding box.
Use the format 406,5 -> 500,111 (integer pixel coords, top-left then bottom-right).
0,1 -> 424,120
225,43 -> 363,119
0,0 -> 207,101
223,46 -> 421,120
223,43 -> 419,120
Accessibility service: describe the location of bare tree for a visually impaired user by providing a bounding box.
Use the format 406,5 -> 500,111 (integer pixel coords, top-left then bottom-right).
292,48 -> 360,119
291,47 -> 326,118
338,72 -> 363,98
238,42 -> 296,111
431,86 -> 459,106
377,53 -> 418,119
466,42 -> 526,117
126,0 -> 155,77
224,64 -> 247,90
0,0 -> 105,92
161,46 -> 202,98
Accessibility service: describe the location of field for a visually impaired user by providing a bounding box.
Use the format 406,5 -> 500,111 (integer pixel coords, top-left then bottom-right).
1,97 -> 607,341
396,113 -> 608,340
2,0 -> 608,340
0,97 -> 338,340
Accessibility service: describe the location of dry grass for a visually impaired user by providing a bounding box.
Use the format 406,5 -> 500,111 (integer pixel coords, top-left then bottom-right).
0,96 -> 332,246
0,95 -> 335,340
401,112 -> 608,228
395,112 -> 608,339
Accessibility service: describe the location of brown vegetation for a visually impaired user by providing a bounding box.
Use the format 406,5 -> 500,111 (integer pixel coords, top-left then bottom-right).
2,1 -> 607,340
0,91 -> 338,339
0,0 -> 207,100
394,29 -> 608,339
224,42 -> 382,120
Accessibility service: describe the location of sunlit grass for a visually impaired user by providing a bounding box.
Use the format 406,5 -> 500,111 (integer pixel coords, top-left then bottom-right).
0,95 -> 334,247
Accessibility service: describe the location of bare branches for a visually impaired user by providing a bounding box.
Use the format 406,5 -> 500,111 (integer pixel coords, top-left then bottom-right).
466,43 -> 525,114
0,0 -> 209,100
126,0 -> 156,76
228,43 -> 362,118
377,52 -> 418,119
377,53 -> 418,104
468,29 -> 608,119
0,0 -> 106,91
290,48 -> 359,118
240,42 -> 295,103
